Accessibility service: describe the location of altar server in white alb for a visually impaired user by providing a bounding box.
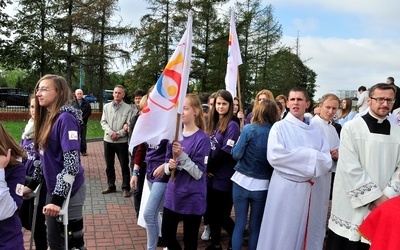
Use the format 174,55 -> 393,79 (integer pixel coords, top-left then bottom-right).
326,83 -> 400,250
257,86 -> 332,250
309,93 -> 341,250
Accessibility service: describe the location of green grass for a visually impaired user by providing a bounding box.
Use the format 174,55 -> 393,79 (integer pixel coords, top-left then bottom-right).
2,119 -> 104,142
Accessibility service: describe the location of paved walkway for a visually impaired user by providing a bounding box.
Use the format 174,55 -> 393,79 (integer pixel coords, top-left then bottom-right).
23,141 -> 233,249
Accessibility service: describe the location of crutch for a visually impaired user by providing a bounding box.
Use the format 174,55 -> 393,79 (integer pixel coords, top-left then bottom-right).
29,182 -> 42,250
57,174 -> 75,250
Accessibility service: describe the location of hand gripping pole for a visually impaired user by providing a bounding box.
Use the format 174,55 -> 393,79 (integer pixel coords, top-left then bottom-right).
57,174 -> 75,250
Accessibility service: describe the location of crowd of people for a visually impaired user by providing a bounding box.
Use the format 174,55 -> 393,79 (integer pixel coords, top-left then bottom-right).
1,75 -> 400,250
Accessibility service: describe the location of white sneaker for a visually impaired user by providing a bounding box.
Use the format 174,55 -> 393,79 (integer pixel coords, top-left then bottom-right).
201,224 -> 210,241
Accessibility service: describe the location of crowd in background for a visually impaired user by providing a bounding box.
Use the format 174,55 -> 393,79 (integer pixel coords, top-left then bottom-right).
1,76 -> 400,250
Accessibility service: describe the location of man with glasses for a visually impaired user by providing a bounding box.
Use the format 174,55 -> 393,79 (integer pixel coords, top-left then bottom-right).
326,83 -> 400,249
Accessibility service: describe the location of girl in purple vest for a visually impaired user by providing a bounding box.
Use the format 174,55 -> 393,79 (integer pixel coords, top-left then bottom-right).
25,75 -> 86,249
0,122 -> 26,250
205,90 -> 240,250
19,95 -> 48,249
161,94 -> 211,250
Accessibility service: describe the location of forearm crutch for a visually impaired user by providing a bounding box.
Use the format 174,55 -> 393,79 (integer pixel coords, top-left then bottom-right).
29,182 -> 42,250
57,174 -> 75,250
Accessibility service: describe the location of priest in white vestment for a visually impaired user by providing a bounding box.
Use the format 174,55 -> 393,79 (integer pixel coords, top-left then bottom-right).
256,87 -> 332,250
326,83 -> 400,249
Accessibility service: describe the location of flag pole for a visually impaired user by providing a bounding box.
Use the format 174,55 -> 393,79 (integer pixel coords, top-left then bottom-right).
171,113 -> 181,181
237,71 -> 242,112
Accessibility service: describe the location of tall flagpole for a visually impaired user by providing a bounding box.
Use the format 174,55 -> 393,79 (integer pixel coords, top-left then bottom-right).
237,71 -> 242,111
171,11 -> 193,181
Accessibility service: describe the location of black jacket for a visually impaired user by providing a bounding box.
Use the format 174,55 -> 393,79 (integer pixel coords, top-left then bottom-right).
73,99 -> 92,124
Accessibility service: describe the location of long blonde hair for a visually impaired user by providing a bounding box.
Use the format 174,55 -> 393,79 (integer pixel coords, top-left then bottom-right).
34,75 -> 73,150
251,89 -> 274,123
185,94 -> 205,131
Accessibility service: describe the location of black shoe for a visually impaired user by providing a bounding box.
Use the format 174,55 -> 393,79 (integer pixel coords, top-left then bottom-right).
101,188 -> 116,194
157,237 -> 166,247
205,245 -> 222,250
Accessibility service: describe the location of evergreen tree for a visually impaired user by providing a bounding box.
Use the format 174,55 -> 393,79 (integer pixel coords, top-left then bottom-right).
0,0 -> 12,52
267,47 -> 317,100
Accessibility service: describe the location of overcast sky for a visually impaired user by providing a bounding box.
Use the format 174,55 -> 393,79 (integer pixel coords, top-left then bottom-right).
6,0 -> 400,99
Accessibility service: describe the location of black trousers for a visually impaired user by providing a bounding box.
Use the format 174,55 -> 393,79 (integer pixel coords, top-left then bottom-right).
162,207 -> 202,250
80,122 -> 88,153
104,141 -> 130,191
19,198 -> 48,249
325,229 -> 370,250
207,188 -> 234,246
134,165 -> 146,217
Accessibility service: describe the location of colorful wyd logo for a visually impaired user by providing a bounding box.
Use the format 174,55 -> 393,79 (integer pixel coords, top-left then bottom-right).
143,51 -> 184,113
227,33 -> 233,58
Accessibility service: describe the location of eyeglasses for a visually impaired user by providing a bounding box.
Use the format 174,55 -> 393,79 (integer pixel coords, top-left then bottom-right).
36,88 -> 54,93
370,97 -> 396,104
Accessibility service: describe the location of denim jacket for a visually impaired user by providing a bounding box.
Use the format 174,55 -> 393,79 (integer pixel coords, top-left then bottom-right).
232,122 -> 273,180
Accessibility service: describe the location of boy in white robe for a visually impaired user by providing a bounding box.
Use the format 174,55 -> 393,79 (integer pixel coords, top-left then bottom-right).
326,83 -> 400,250
256,87 -> 332,250
309,94 -> 341,250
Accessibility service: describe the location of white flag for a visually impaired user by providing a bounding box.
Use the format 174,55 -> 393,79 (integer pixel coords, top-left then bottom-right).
129,12 -> 193,151
225,9 -> 243,98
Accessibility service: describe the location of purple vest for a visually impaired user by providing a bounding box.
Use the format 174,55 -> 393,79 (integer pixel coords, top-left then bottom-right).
164,130 -> 211,215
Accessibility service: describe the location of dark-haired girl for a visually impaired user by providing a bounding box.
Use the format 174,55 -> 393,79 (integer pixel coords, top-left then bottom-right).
205,90 -> 240,250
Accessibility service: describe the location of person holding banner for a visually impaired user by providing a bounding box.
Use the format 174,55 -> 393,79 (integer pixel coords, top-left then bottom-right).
205,89 -> 240,250
25,75 -> 87,250
129,11 -> 193,250
161,94 -> 211,250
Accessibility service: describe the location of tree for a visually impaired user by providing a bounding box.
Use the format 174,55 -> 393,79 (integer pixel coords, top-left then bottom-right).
0,0 -> 12,51
235,1 -> 282,102
266,47 -> 317,100
80,0 -> 133,110
126,0 -> 175,94
0,0 -> 133,110
190,0 -> 229,93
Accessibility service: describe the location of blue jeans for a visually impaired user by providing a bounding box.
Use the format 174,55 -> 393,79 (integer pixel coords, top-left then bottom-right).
232,182 -> 267,250
143,181 -> 167,250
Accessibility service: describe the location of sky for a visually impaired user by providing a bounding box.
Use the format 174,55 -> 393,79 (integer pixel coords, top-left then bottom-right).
6,0 -> 400,100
